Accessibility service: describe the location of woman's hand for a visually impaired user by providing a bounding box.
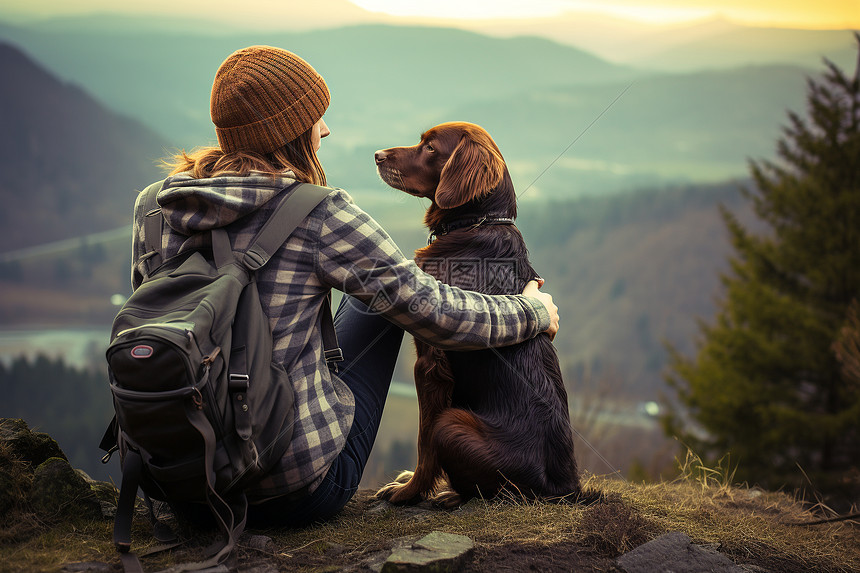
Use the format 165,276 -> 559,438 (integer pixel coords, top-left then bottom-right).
522,279 -> 559,340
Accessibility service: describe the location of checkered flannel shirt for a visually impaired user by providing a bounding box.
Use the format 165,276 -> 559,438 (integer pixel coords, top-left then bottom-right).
131,172 -> 550,499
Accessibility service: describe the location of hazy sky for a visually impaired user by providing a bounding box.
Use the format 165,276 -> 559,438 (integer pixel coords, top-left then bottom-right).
0,0 -> 858,29
351,0 -> 860,28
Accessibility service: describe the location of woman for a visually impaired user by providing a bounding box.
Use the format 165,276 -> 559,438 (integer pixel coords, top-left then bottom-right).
133,45 -> 559,526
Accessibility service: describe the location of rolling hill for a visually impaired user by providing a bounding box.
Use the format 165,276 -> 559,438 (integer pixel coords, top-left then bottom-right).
0,18 -> 841,198
0,42 -> 168,252
516,181 -> 756,399
0,20 -> 639,150
628,24 -> 858,72
442,65 -> 810,197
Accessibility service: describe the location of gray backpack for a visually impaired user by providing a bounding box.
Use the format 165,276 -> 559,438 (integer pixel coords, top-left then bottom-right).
100,179 -> 340,571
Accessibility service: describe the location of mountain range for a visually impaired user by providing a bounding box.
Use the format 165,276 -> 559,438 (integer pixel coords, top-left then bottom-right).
621,23 -> 857,71
0,17 -> 843,202
10,7 -> 855,70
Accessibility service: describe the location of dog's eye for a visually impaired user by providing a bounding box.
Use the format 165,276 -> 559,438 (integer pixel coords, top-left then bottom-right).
425,143 -> 435,153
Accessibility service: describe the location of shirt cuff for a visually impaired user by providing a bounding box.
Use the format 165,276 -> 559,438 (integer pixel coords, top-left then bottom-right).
521,295 -> 551,337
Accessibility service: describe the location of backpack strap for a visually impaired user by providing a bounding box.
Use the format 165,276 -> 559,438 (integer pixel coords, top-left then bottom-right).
241,182 -> 330,269
140,179 -> 166,278
142,178 -> 342,365
321,294 -> 344,365
242,181 -> 343,365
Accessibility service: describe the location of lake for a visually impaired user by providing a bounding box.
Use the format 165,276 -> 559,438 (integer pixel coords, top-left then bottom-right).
0,326 -> 110,369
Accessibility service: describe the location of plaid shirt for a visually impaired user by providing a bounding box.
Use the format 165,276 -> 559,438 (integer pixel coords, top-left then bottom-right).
131,172 -> 549,498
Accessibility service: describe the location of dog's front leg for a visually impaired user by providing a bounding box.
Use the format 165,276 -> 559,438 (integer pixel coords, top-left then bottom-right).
375,340 -> 454,504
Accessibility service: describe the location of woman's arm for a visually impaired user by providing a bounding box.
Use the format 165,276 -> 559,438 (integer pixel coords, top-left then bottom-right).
314,191 -> 553,350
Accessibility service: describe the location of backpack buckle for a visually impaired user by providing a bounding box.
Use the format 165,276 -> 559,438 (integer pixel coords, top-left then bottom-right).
228,373 -> 250,391
324,348 -> 344,363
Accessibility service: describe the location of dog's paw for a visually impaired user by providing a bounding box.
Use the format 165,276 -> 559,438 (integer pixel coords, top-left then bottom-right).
374,471 -> 425,505
373,481 -> 398,500
375,482 -> 424,505
391,470 -> 414,484
430,489 -> 465,509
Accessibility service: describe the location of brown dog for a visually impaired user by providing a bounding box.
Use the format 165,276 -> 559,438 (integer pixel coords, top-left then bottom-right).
374,122 -> 583,507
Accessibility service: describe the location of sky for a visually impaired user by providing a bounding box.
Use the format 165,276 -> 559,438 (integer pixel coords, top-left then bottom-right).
0,0 -> 858,29
351,0 -> 860,28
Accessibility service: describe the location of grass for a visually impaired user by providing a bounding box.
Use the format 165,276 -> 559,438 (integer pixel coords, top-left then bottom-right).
1,451 -> 858,572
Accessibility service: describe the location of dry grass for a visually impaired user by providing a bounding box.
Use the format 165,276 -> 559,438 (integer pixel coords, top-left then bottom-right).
1,452 -> 858,572
248,462 -> 859,573
591,451 -> 860,572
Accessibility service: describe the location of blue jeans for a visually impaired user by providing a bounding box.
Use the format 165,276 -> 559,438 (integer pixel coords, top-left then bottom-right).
248,295 -> 404,526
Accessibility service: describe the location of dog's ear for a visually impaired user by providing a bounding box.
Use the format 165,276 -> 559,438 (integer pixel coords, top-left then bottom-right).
435,136 -> 504,209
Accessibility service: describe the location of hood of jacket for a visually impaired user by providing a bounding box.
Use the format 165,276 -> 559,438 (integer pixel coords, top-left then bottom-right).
157,172 -> 299,234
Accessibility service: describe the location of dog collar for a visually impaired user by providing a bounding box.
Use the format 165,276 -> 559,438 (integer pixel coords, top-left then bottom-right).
428,215 -> 516,245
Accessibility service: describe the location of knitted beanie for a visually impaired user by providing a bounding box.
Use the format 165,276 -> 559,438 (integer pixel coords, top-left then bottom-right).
211,46 -> 330,155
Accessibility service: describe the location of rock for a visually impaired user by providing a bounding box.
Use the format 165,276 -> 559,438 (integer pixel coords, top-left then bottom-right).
342,535 -> 416,573
367,499 -> 393,515
381,531 -> 474,572
615,531 -> 745,573
28,457 -> 102,520
0,418 -> 67,467
246,534 -> 274,552
77,469 -> 119,519
0,467 -> 16,515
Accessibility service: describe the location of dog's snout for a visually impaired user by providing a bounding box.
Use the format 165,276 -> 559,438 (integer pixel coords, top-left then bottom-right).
374,150 -> 388,165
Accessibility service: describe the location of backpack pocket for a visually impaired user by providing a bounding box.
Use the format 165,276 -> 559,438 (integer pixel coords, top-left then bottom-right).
107,326 -> 228,500
111,385 -> 206,501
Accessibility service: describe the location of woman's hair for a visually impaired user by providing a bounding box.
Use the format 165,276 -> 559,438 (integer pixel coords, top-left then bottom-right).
164,126 -> 326,186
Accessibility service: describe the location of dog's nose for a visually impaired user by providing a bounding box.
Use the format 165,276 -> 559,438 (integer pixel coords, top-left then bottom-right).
374,150 -> 388,165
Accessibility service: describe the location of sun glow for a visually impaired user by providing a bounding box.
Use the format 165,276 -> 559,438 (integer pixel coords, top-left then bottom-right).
349,0 -> 569,20
349,0 -> 715,25
562,1 -> 715,24
0,0 -> 857,30
347,0 -> 860,28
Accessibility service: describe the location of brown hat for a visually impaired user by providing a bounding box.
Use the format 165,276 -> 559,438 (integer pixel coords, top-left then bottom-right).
211,46 -> 330,154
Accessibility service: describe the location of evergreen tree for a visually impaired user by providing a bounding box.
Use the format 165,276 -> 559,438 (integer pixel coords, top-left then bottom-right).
664,36 -> 860,494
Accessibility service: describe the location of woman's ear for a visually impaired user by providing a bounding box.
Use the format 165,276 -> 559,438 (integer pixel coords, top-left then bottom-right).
435,137 -> 504,209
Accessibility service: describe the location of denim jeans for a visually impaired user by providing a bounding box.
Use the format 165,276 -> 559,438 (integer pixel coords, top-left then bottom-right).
247,295 -> 404,526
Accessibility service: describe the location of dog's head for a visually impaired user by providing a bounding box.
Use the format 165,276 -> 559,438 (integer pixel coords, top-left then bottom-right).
375,122 -> 507,210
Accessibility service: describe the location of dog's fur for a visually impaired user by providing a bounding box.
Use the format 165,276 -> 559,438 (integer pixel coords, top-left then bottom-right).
374,122 -> 582,507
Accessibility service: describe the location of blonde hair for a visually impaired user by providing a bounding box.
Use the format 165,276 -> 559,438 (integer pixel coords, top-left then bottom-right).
163,128 -> 326,185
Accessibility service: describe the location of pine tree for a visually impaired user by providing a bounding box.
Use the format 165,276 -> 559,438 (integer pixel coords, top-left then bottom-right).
664,35 -> 860,494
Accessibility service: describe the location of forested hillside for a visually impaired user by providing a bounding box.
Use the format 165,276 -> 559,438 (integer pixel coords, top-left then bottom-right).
517,182 -> 755,399
0,42 -> 167,252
